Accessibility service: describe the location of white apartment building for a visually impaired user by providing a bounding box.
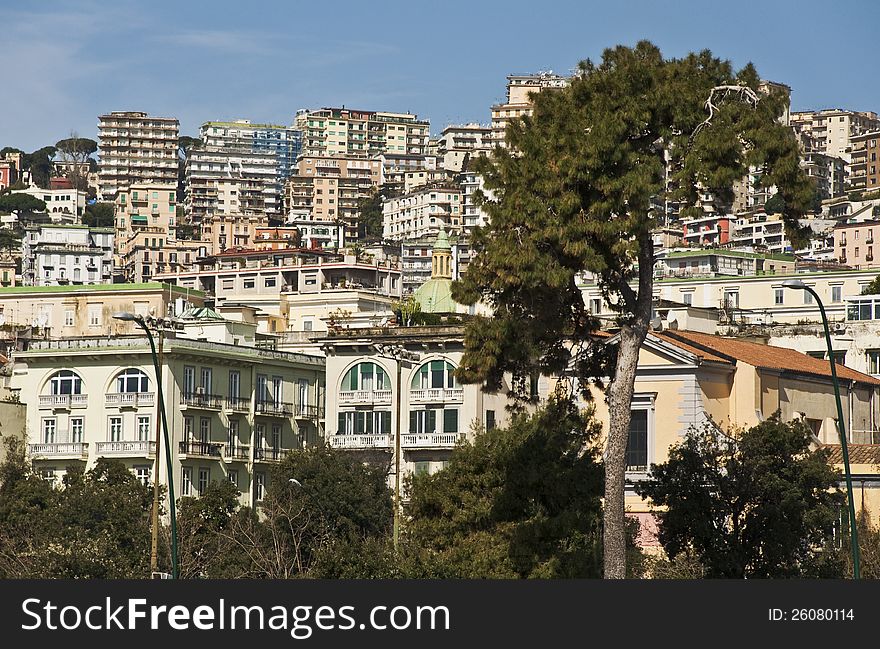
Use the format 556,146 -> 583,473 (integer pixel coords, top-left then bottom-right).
791,109 -> 880,165
13,186 -> 87,221
382,185 -> 463,241
460,167 -> 492,233
654,249 -> 795,281
21,224 -> 114,287
321,326 -> 512,483
729,212 -> 791,253
294,107 -> 430,158
14,326 -> 326,507
437,123 -> 492,172
98,111 -> 179,199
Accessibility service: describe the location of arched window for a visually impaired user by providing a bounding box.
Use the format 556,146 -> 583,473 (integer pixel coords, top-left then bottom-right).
48,370 -> 83,395
342,362 -> 389,391
410,360 -> 457,390
114,368 -> 150,393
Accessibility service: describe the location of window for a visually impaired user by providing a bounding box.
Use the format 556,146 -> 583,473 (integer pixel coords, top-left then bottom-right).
116,368 -> 149,393
228,419 -> 239,449
198,468 -> 210,495
109,416 -> 123,442
200,367 -> 212,393
271,424 -> 281,450
867,350 -> 880,375
184,366 -> 195,396
181,468 -> 193,496
228,370 -> 240,399
303,320 -> 313,331
265,277 -> 276,288
88,304 -> 101,326
409,409 -> 437,434
414,461 -> 430,476
589,298 -> 601,314
682,293 -> 693,306
804,290 -> 814,305
342,362 -> 389,391
64,310 -> 74,327
134,467 -> 150,486
49,370 -> 82,395
228,470 -> 238,488
410,360 -> 457,390
42,418 -> 57,444
338,410 -> 391,435
774,288 -> 784,305
486,410 -> 496,431
70,417 -> 83,443
626,409 -> 649,472
832,286 -> 843,303
254,472 -> 266,502
137,415 -> 150,441
723,290 -> 739,309
199,417 -> 210,443
807,350 -> 846,364
243,279 -> 255,289
183,416 -> 193,439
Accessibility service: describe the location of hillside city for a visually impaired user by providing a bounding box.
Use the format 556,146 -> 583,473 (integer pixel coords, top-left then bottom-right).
1,67 -> 880,577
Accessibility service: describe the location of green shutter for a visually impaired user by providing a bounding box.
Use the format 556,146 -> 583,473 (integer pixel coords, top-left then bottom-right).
355,411 -> 366,434
382,411 -> 391,434
409,411 -> 417,433
427,409 -> 437,433
338,412 -> 345,434
446,362 -> 456,388
443,409 -> 458,433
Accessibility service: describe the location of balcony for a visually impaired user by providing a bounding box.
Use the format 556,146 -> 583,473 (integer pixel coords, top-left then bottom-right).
409,388 -> 464,403
181,392 -> 223,410
178,440 -> 224,459
39,394 -> 88,410
253,446 -> 290,463
255,400 -> 294,417
293,403 -> 325,420
327,434 -> 391,449
401,432 -> 465,449
224,444 -> 250,462
338,390 -> 392,405
225,396 -> 250,412
105,392 -> 155,408
96,440 -> 156,458
29,442 -> 89,460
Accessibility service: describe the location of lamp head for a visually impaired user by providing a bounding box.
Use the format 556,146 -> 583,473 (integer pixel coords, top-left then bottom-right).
781,279 -> 808,290
288,478 -> 303,488
112,312 -> 142,323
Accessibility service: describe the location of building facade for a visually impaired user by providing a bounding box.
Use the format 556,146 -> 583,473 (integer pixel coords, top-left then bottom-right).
98,111 -> 179,199
382,184 -> 463,241
834,220 -> 880,269
490,72 -> 568,147
294,107 -> 429,158
21,224 -> 114,287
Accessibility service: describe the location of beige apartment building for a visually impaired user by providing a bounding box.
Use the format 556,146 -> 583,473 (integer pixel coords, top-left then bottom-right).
437,123 -> 492,172
834,220 -> 880,269
117,233 -> 206,284
490,72 -> 568,147
294,107 -> 429,158
0,283 -> 204,340
98,111 -> 179,199
202,212 -> 268,256
850,131 -> 880,192
13,325 -> 326,508
114,182 -> 178,245
382,184 -> 463,241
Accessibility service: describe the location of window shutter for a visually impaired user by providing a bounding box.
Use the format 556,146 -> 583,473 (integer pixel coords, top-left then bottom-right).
338,412 -> 345,434
443,409 -> 458,433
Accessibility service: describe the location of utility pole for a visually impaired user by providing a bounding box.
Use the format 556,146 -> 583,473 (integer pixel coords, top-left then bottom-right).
149,327 -> 164,573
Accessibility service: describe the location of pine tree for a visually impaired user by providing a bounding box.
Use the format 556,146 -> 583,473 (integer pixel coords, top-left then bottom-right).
452,41 -> 813,578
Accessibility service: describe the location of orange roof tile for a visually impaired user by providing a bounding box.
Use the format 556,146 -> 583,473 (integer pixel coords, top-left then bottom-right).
652,332 -> 731,364
823,444 -> 880,465
661,330 -> 880,387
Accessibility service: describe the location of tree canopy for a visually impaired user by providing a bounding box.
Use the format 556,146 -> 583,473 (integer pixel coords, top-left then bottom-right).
0,193 -> 46,216
451,41 -> 814,578
635,416 -> 844,578
83,202 -> 115,228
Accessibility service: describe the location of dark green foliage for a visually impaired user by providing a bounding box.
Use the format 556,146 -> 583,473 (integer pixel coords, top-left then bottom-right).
862,275 -> 880,295
177,136 -> 202,157
357,186 -> 398,240
176,479 -> 241,579
23,147 -> 57,189
82,202 -> 114,228
0,229 -> 22,250
764,192 -> 785,214
0,193 -> 46,216
0,438 -> 152,578
405,401 -> 608,577
635,416 -> 845,578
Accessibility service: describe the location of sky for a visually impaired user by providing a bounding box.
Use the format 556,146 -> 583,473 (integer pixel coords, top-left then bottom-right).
2,0 -> 879,152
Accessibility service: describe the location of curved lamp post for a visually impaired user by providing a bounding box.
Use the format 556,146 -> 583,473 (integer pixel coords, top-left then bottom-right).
114,312 -> 179,579
781,280 -> 860,578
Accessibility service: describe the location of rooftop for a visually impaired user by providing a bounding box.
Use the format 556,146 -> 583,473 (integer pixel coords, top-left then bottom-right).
665,249 -> 795,262
823,444 -> 880,465
0,282 -> 204,297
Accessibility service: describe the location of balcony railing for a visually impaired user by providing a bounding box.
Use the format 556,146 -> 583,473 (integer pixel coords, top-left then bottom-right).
338,390 -> 392,404
253,446 -> 289,462
29,442 -> 89,459
409,388 -> 464,403
178,440 -> 223,458
181,392 -> 223,409
224,444 -> 250,461
96,440 -> 156,457
105,392 -> 155,407
255,400 -> 294,417
327,434 -> 391,449
226,396 -> 250,411
401,432 -> 465,449
39,394 -> 88,409
293,403 -> 325,419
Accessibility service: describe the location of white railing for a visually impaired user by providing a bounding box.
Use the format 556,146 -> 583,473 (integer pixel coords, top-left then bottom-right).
96,441 -> 156,456
409,388 -> 464,403
338,390 -> 392,404
105,392 -> 155,407
328,434 -> 391,449
39,394 -> 89,409
29,442 -> 89,457
401,432 -> 464,448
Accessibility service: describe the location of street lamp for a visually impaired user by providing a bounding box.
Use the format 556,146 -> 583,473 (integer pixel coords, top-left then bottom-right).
114,312 -> 179,579
781,279 -> 860,578
372,343 -> 420,551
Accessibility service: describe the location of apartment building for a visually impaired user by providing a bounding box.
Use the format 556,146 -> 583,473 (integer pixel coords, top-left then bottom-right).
21,224 -> 114,287
404,168 -> 457,193
199,119 -> 302,180
490,72 -> 568,147
850,131 -> 880,191
14,326 -> 326,507
114,182 -> 177,245
436,123 -> 492,172
0,283 -> 204,341
202,212 -> 268,256
834,220 -> 880,268
655,249 -> 795,281
12,186 -> 87,220
184,147 -> 279,225
252,226 -> 301,250
460,166 -> 492,233
0,151 -> 22,189
117,233 -> 206,284
680,214 -> 732,246
729,212 -> 791,253
321,326 -> 512,484
97,111 -> 179,199
294,107 -> 430,158
382,184 -> 463,241
286,214 -> 344,250
376,153 -> 437,194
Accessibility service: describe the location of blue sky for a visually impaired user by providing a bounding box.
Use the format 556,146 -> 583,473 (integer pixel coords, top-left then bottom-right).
2,0 -> 878,151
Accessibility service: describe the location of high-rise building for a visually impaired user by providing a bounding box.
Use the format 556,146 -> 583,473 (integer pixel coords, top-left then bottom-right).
437,123 -> 492,172
21,225 -> 114,286
849,131 -> 880,192
199,120 -> 302,180
383,184 -> 463,241
97,111 -> 179,199
294,107 -> 430,158
791,109 -> 880,171
490,72 -> 568,147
